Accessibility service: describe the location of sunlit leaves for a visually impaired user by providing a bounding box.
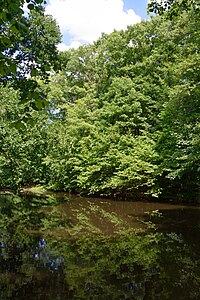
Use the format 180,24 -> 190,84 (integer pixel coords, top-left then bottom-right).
148,0 -> 200,17
0,0 -> 61,121
0,0 -> 199,198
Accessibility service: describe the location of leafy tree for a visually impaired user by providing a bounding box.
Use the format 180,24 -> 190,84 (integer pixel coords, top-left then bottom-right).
0,84 -> 50,190
0,0 -> 53,78
0,0 -> 61,115
44,4 -> 199,199
152,8 -> 200,198
1,0 -> 199,200
45,72 -> 158,196
148,0 -> 199,17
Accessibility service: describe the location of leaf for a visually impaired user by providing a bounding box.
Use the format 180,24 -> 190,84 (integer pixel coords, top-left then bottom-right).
6,12 -> 12,21
10,24 -> 19,33
9,63 -> 17,74
30,68 -> 39,77
44,65 -> 51,71
27,3 -> 34,10
10,121 -> 26,130
1,37 -> 12,47
34,99 -> 47,109
10,3 -> 21,13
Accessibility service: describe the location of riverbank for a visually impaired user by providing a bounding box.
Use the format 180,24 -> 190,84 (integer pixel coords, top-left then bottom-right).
0,184 -> 199,206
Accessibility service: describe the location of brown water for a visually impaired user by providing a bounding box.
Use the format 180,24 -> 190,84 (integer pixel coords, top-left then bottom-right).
44,195 -> 200,236
0,193 -> 200,299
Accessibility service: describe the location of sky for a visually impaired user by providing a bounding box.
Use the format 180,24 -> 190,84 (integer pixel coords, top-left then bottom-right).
45,0 -> 150,51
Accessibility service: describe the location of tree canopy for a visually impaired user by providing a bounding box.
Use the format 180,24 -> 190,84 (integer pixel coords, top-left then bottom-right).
0,1 -> 199,200
148,0 -> 199,17
0,0 -> 61,113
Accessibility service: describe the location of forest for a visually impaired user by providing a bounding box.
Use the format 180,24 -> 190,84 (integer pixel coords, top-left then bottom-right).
0,0 -> 199,202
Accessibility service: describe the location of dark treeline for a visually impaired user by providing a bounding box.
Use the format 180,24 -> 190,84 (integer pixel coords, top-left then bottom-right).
0,0 -> 199,201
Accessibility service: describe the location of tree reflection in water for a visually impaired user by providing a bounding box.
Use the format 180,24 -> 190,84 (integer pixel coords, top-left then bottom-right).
0,194 -> 200,299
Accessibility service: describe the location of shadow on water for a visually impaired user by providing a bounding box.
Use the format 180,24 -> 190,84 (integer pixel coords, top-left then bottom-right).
0,193 -> 200,299
157,208 -> 200,252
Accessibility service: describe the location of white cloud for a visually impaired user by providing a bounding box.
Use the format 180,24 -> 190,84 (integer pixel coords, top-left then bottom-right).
57,41 -> 82,51
147,0 -> 161,3
46,0 -> 141,50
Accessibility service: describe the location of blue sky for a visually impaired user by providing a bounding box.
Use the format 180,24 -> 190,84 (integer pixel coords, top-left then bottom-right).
45,0 -> 150,51
124,0 -> 149,19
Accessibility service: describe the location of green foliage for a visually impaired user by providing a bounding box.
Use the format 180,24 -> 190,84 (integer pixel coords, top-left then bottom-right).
0,0 -> 61,121
0,84 -> 50,190
148,0 -> 199,17
0,1 -> 199,199
0,0 -> 61,80
154,10 -> 200,197
43,6 -> 199,198
45,89 -> 157,196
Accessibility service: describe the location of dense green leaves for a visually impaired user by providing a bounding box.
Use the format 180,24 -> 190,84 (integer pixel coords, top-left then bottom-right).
0,3 -> 199,200
0,0 -> 61,117
0,84 -> 50,190
44,6 -> 199,198
148,0 -> 200,17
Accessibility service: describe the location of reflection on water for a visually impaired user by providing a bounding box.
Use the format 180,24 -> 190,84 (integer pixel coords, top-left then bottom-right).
0,193 -> 200,299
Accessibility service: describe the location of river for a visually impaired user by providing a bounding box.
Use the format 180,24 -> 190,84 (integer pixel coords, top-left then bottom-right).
0,192 -> 200,299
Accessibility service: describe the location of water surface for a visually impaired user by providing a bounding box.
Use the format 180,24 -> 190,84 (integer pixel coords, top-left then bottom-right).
0,193 -> 200,299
